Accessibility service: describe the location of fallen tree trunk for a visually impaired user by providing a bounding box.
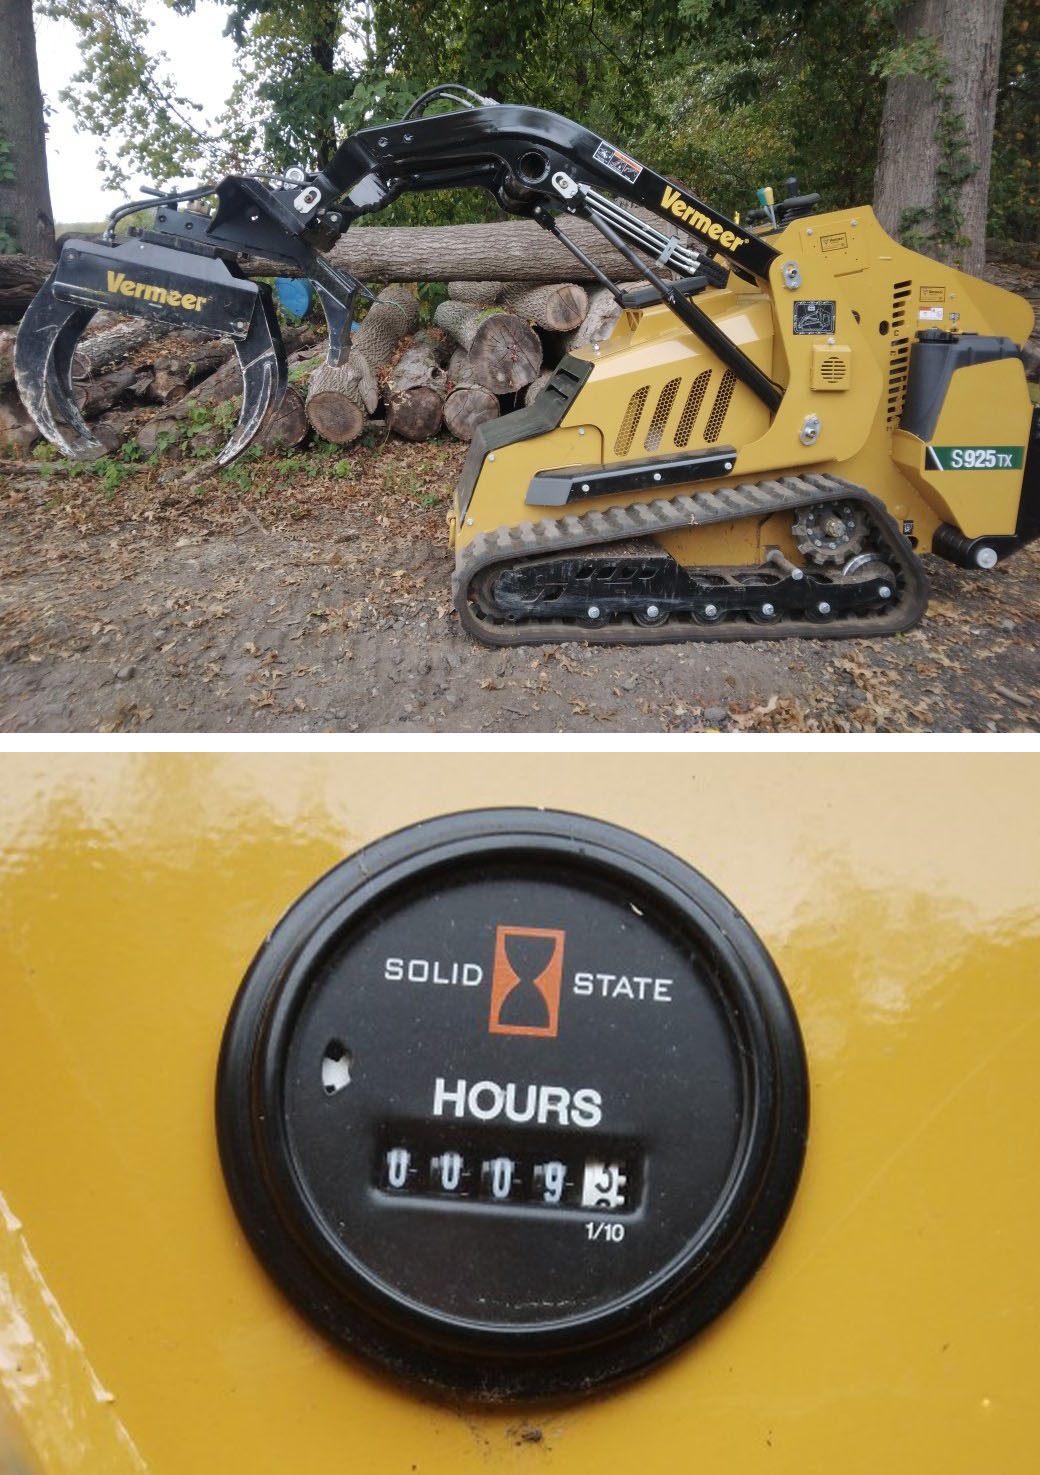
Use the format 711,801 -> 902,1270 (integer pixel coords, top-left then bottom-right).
434,300 -> 542,392
386,335 -> 447,442
71,318 -> 181,378
325,219 -> 664,284
352,284 -> 421,369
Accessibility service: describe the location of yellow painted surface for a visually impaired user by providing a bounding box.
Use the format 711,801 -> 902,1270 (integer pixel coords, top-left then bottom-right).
1,754 -> 1039,1474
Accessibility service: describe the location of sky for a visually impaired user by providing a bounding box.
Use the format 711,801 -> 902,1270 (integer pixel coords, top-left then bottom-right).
35,0 -> 238,225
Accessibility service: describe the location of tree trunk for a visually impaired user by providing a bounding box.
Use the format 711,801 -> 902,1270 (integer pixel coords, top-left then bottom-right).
874,0 -> 1005,275
0,0 -> 56,261
0,254 -> 49,320
71,318 -> 183,379
328,220 -> 652,284
433,301 -> 542,392
386,339 -> 447,442
0,383 -> 38,452
446,281 -> 504,304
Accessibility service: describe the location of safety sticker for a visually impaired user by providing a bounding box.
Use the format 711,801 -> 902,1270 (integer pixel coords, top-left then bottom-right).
593,140 -> 643,184
793,299 -> 836,334
919,306 -> 944,321
927,445 -> 1024,471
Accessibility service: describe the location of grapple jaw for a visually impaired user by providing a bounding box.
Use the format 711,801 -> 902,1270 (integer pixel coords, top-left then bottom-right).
15,236 -> 288,467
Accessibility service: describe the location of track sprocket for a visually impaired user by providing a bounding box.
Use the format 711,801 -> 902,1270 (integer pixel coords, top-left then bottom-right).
792,500 -> 869,566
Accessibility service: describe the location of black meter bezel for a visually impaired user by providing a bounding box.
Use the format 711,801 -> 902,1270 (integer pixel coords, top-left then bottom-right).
216,809 -> 809,1400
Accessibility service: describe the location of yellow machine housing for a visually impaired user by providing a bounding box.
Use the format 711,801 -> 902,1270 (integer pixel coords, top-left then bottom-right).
458,207 -> 1034,565
1,754 -> 1038,1474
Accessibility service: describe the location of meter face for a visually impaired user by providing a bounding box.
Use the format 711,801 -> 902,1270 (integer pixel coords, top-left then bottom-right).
218,811 -> 808,1399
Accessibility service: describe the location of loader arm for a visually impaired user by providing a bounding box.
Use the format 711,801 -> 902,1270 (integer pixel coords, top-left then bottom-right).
16,91 -> 783,466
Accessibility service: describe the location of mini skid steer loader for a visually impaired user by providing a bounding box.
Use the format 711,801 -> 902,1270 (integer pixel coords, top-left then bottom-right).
15,85 -> 1040,645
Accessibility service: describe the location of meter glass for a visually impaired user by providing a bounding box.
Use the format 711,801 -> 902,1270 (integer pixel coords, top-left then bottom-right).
217,811 -> 808,1399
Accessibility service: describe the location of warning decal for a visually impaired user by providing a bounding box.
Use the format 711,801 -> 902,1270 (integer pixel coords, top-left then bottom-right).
593,140 -> 643,184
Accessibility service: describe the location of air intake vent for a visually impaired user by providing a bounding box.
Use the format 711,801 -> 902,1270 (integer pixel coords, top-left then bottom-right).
886,280 -> 913,427
674,371 -> 712,448
704,370 -> 737,443
644,378 -> 681,452
615,385 -> 649,455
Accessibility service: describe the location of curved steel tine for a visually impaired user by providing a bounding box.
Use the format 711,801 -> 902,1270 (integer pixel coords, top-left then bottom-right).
13,272 -> 104,458
211,285 -> 288,468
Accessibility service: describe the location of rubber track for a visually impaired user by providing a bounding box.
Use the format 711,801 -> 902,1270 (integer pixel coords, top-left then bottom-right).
453,472 -> 929,646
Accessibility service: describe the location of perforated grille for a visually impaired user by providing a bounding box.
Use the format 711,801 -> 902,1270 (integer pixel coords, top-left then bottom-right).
644,378 -> 681,452
615,385 -> 650,455
704,370 -> 737,443
673,371 -> 712,448
819,357 -> 847,383
886,280 -> 913,426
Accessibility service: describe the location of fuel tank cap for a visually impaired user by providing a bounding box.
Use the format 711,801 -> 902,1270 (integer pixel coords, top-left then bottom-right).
217,810 -> 808,1399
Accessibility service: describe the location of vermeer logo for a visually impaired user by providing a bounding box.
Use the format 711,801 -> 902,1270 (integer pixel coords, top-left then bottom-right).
660,186 -> 748,252
489,925 -> 565,1037
105,271 -> 208,311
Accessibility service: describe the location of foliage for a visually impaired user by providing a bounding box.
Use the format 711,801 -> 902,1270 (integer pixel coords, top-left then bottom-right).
989,0 -> 1040,243
40,0 -> 1035,244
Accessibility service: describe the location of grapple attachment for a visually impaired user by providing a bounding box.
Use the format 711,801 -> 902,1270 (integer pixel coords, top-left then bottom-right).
15,236 -> 287,466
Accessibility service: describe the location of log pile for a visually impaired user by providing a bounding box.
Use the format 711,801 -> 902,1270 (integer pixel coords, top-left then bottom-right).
0,229 -> 634,460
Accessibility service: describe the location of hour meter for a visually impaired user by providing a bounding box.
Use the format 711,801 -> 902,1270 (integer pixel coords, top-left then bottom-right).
217,809 -> 808,1399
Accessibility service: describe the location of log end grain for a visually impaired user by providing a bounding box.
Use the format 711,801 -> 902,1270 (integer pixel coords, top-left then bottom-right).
388,386 -> 444,442
443,384 -> 500,441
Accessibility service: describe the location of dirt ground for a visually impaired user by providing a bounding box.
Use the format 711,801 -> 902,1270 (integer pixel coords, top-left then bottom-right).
2,248 -> 1038,736
1,430 -> 1038,734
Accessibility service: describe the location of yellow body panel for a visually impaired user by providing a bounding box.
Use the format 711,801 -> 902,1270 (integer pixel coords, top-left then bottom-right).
2,755 -> 1039,1474
455,206 -> 1034,561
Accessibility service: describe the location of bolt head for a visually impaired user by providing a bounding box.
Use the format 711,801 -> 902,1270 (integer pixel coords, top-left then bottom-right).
975,546 -> 998,570
581,483 -> 590,492
761,602 -> 775,617
652,472 -> 661,482
587,605 -> 601,620
488,453 -> 495,462
646,605 -> 660,620
704,604 -> 718,618
878,585 -> 892,599
792,567 -> 804,580
817,601 -> 831,615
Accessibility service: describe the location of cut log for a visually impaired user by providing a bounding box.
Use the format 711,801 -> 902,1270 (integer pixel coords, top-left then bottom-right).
71,318 -> 179,378
0,328 -> 16,386
0,254 -> 50,320
443,347 -> 499,440
443,384 -> 499,441
386,340 -> 447,442
326,220 -> 675,284
498,282 -> 588,332
433,301 -> 542,392
71,365 -> 153,417
258,385 -> 308,449
0,385 -> 39,452
567,286 -> 622,350
523,370 -> 554,406
447,280 -> 504,304
353,284 -> 420,370
305,356 -> 378,444
149,340 -> 233,404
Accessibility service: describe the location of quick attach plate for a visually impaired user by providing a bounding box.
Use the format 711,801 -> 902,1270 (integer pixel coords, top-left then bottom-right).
217,810 -> 808,1401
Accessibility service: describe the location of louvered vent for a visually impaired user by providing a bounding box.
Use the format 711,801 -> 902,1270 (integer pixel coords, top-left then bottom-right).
615,385 -> 649,455
886,280 -> 913,427
644,378 -> 681,452
819,357 -> 847,384
704,370 -> 737,443
673,370 -> 712,448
